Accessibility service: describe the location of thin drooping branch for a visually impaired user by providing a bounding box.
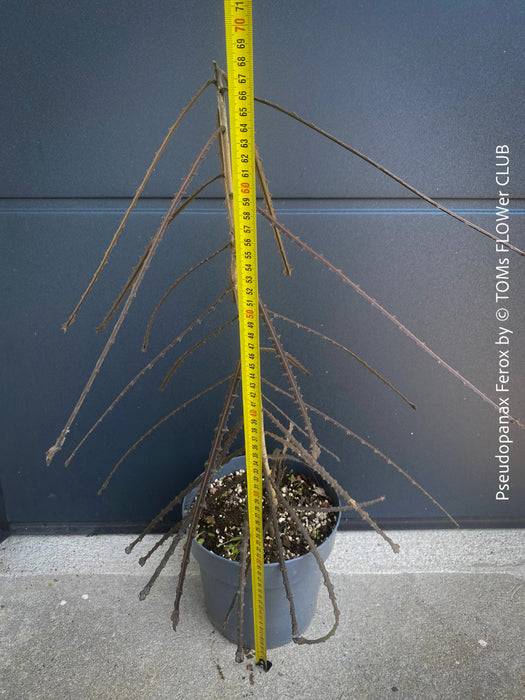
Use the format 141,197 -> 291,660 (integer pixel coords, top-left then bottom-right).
276,456 -> 387,512
213,63 -> 237,303
267,308 -> 416,410
278,421 -> 296,464
234,513 -> 250,663
96,246 -> 146,333
138,509 -> 194,602
267,424 -> 400,554
135,397 -> 234,571
171,361 -> 241,631
260,346 -> 310,376
222,511 -> 250,628
263,407 -> 401,553
218,418 -> 245,465
265,467 -> 340,645
263,377 -> 460,527
259,298 -> 320,459
261,443 -> 299,637
160,315 -> 238,391
258,207 -> 525,430
46,128 -> 222,467
262,391 -> 340,464
129,411 -> 244,562
98,174 -> 226,335
142,242 -> 230,351
255,95 -> 525,258
217,67 -> 291,276
219,506 -> 251,663
62,77 -> 216,332
214,414 -> 246,466
66,287 -> 233,468
165,173 -> 224,226
138,517 -> 184,569
213,63 -> 235,227
98,373 -> 235,495
293,496 -> 386,513
306,403 -> 461,526
255,146 -> 292,276
125,471 -> 205,555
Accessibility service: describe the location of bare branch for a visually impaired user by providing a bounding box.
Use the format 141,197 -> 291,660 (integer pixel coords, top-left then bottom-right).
218,69 -> 291,276
45,127 -> 222,466
125,471 -> 205,555
263,406 -> 401,552
254,95 -> 525,258
95,246 -> 147,334
263,377 -> 460,527
257,208 -> 525,430
65,288 -> 233,467
265,466 -> 340,645
160,315 -> 238,391
99,174 -> 226,335
267,308 -> 415,410
255,146 -> 292,275
262,392 -> 340,463
260,346 -> 310,376
138,510 -> 192,601
234,514 -> 250,661
213,63 -> 238,305
138,519 -> 183,568
98,374 -> 235,495
143,242 -> 230,351
171,361 -> 241,631
259,298 -> 320,459
62,77 -> 216,332
294,496 -> 386,513
261,439 -> 299,637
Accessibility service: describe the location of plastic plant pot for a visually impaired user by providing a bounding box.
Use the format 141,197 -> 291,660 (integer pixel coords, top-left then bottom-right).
183,455 -> 341,649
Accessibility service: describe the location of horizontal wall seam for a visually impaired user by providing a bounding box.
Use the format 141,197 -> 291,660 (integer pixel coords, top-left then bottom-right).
1,206 -> 524,216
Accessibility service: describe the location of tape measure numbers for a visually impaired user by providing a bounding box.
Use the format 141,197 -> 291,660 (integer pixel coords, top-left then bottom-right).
224,0 -> 269,669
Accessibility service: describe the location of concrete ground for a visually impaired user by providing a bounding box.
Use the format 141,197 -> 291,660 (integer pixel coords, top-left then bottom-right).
0,530 -> 523,700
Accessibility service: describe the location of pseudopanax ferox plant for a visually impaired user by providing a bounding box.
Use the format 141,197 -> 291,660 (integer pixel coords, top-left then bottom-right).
46,63 -> 525,660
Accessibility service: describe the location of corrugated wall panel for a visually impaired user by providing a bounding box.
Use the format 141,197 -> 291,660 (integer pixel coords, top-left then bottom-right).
1,2 -> 524,530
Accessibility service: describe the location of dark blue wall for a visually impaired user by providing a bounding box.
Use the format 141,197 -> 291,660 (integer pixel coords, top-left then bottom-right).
1,1 -> 524,531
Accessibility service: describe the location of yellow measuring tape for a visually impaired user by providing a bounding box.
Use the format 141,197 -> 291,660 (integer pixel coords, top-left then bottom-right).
224,1 -> 269,669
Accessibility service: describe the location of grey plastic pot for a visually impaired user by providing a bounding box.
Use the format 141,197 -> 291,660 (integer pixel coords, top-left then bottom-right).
183,455 -> 341,649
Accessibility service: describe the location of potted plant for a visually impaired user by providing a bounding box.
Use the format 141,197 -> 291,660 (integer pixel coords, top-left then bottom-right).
45,61 -> 524,663
181,453 -> 342,653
